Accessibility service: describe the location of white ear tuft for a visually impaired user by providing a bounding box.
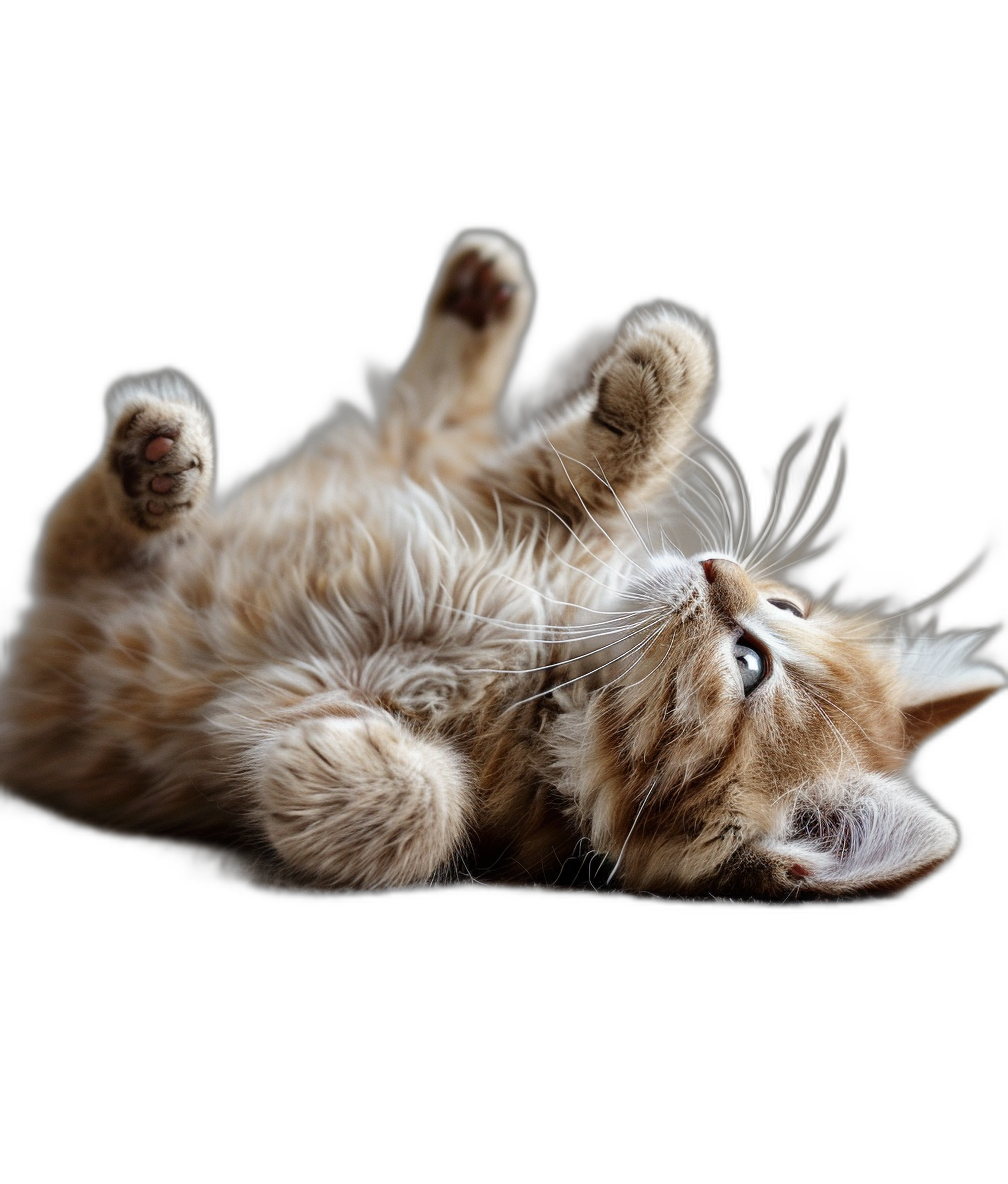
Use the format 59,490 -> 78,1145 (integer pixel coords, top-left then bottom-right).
892,625 -> 1003,745
761,773 -> 958,894
896,625 -> 1003,704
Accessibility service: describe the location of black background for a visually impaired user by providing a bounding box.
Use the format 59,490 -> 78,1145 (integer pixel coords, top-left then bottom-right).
3,87 -> 1004,994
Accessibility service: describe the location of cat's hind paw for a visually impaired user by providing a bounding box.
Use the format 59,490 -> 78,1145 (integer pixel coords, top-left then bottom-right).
105,370 -> 215,532
390,231 -> 534,440
434,231 -> 531,332
437,235 -> 522,330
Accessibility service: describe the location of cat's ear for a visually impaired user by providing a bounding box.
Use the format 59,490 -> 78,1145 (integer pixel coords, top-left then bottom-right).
894,627 -> 1004,747
757,773 -> 958,896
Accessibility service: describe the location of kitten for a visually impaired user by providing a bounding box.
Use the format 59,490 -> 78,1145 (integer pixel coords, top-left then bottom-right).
0,232 -> 1001,898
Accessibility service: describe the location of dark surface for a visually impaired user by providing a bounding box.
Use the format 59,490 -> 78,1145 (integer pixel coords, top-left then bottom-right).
3,113 -> 1004,989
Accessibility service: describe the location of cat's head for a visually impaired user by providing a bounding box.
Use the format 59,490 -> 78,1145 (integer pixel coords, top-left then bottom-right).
553,552 -> 1002,899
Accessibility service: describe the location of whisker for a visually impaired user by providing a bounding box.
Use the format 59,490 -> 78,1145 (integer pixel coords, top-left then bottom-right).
611,621 -> 673,686
756,453 -> 845,577
606,777 -> 659,885
873,554 -> 987,626
741,429 -> 811,568
440,575 -> 653,625
618,628 -> 677,691
668,428 -> 748,556
507,618 -> 670,708
540,536 -> 641,603
543,436 -> 649,576
503,486 -> 644,586
683,483 -> 730,553
469,613 -> 664,677
748,420 -> 844,578
574,449 -> 654,557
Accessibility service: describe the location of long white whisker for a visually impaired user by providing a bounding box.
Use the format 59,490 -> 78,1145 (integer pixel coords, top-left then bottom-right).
503,486 -> 642,585
850,554 -> 988,634
540,536 -> 640,603
618,628 -> 677,691
612,621 -> 673,685
749,420 -> 843,576
606,778 -> 659,885
508,618 -> 669,708
741,429 -> 810,568
544,436 -> 649,575
470,614 -> 664,676
581,450 -> 654,557
677,489 -> 727,554
753,452 -> 845,577
494,571 -> 654,616
439,601 -> 659,638
689,429 -> 751,557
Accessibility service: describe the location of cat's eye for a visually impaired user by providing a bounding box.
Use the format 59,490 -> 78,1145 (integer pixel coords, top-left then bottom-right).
734,635 -> 769,695
768,598 -> 804,618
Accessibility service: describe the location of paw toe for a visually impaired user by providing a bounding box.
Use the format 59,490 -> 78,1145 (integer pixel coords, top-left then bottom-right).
145,435 -> 177,462
109,402 -> 211,529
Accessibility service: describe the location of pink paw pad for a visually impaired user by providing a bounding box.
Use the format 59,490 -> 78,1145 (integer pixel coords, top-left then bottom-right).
112,413 -> 203,528
145,436 -> 176,462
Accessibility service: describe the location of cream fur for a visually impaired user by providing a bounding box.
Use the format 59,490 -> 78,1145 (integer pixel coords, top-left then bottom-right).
0,231 -> 1001,898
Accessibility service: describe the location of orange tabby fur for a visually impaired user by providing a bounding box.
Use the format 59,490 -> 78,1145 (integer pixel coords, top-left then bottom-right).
0,232 -> 1001,897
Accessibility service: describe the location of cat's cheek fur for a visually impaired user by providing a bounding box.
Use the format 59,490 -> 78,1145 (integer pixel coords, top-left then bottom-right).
546,629 -> 969,898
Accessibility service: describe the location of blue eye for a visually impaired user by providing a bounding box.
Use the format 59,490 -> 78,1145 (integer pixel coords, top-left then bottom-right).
734,636 -> 769,694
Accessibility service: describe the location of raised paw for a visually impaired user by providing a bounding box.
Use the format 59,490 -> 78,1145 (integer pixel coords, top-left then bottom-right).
113,412 -> 207,528
438,248 -> 515,329
105,371 -> 214,532
590,309 -> 715,443
434,232 -> 530,331
388,231 -> 534,442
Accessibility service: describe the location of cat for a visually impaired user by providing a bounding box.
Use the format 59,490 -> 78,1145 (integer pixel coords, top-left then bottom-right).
0,231 -> 1001,899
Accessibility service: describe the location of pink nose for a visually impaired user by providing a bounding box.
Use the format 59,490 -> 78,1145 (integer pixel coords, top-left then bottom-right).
700,558 -> 750,613
702,557 -> 745,584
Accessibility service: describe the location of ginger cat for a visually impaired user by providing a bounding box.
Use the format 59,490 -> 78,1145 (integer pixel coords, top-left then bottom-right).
0,232 -> 1001,898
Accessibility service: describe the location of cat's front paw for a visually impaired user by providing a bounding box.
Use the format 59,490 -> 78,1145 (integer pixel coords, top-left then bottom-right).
106,374 -> 214,531
591,309 -> 715,442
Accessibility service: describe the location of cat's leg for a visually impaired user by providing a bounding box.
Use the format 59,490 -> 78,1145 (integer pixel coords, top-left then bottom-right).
482,307 -> 715,524
37,370 -> 215,594
382,231 -> 533,470
253,706 -> 473,888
